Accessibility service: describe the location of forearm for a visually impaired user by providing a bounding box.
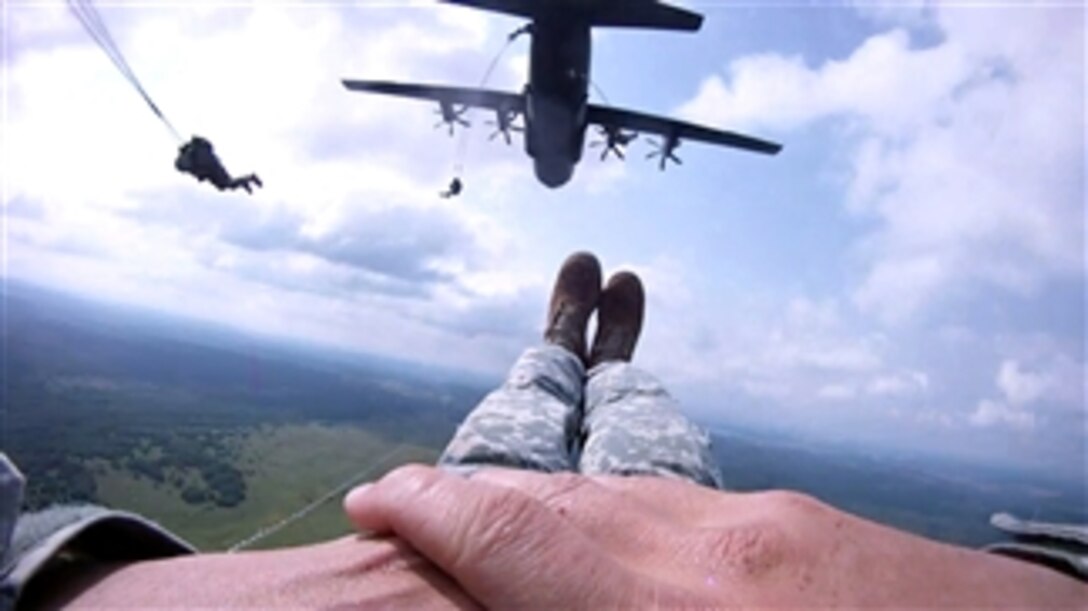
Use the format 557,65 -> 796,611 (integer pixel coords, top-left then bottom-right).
729,498 -> 1088,608
818,515 -> 1086,608
55,536 -> 478,609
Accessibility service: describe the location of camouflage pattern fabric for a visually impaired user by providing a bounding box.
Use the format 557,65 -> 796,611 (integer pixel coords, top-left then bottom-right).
1,454 -> 195,610
1,454 -> 23,572
580,361 -> 722,489
439,345 -> 583,473
439,345 -> 722,489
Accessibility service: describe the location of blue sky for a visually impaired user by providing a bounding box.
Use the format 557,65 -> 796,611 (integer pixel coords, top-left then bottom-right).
3,1 -> 1084,479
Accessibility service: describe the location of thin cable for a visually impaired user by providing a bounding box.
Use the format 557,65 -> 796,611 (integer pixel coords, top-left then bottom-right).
477,37 -> 514,89
70,0 -> 182,142
67,0 -> 183,142
590,79 -> 612,106
226,444 -> 412,552
69,2 -> 133,86
452,30 -> 519,177
83,3 -> 153,107
76,0 -> 129,77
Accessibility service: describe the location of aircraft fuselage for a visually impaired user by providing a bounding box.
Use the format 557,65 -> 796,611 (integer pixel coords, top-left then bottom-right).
342,3 -> 783,190
524,17 -> 590,188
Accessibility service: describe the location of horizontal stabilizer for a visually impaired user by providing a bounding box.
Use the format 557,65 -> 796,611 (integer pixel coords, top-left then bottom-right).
585,1 -> 702,31
440,0 -> 703,31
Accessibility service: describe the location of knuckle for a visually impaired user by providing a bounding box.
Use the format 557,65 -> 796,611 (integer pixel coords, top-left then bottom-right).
383,463 -> 436,485
381,464 -> 442,495
539,472 -> 593,503
456,487 -> 543,568
539,473 -> 602,519
696,521 -> 790,579
763,490 -> 830,520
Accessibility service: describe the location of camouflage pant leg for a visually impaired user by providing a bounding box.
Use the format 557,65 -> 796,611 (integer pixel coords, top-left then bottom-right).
578,362 -> 723,489
438,345 -> 584,474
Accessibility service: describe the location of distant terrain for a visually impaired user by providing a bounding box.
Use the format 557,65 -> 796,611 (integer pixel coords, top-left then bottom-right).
710,426 -> 1086,548
3,281 -> 1084,551
2,281 -> 481,549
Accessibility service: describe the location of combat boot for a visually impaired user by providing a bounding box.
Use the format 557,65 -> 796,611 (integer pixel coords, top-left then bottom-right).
545,252 -> 602,363
589,271 -> 644,366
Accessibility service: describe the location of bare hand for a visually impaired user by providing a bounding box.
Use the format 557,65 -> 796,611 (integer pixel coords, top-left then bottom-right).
344,465 -> 1085,609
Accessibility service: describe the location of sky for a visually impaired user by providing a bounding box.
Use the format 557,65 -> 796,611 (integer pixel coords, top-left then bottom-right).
3,1 -> 1084,479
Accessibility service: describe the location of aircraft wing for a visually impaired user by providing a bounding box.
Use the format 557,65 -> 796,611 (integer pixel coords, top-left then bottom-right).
587,104 -> 782,155
342,80 -> 525,113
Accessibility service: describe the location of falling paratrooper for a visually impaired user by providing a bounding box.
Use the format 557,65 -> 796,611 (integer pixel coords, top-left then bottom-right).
440,177 -> 464,199
175,136 -> 263,195
67,0 -> 261,195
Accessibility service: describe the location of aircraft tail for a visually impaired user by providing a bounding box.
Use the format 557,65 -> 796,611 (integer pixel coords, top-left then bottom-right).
441,0 -> 703,32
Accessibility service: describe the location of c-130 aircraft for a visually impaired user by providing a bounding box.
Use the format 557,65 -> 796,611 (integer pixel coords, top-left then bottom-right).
343,0 -> 782,188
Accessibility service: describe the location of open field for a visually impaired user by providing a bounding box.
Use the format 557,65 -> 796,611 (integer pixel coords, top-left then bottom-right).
91,423 -> 440,550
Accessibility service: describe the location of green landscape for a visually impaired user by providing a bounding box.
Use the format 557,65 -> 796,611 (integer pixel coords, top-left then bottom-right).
88,424 -> 439,550
2,282 -> 478,550
3,281 -> 1084,552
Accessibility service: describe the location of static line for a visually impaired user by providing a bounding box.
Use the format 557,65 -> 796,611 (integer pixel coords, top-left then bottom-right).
227,444 -> 411,552
453,30 -> 519,180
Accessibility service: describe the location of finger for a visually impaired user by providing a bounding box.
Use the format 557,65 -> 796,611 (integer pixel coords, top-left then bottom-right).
343,465 -> 647,609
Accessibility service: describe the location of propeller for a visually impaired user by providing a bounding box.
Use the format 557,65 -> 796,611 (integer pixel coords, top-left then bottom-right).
646,135 -> 682,170
486,108 -> 523,145
589,125 -> 638,161
434,101 -> 470,136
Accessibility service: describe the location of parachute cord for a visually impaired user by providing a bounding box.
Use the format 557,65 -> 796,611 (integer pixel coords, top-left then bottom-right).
226,444 -> 412,553
69,2 -> 139,97
590,79 -> 612,106
478,32 -> 516,89
76,0 -> 128,78
452,27 -> 520,182
67,0 -> 183,143
71,0 -> 183,142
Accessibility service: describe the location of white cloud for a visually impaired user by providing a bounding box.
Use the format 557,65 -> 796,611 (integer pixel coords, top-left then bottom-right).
678,6 -> 1084,324
969,399 -> 1035,430
914,408 -> 955,429
764,298 -> 884,374
866,370 -> 928,396
966,352 -> 1085,432
997,359 -> 1051,408
678,28 -> 969,136
640,292 -> 907,411
849,0 -> 934,26
993,353 -> 1086,411
818,383 -> 857,401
